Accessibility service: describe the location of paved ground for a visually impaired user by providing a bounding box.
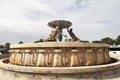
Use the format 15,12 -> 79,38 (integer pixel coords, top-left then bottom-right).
109,52 -> 120,59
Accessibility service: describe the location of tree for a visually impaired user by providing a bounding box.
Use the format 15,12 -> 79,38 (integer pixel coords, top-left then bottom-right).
100,37 -> 114,45
116,35 -> 120,45
3,42 -> 11,54
4,42 -> 10,49
92,40 -> 102,43
80,40 -> 89,43
0,45 -> 4,49
18,41 -> 24,44
34,39 -> 44,43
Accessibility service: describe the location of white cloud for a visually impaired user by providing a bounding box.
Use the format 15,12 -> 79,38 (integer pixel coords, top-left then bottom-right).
0,0 -> 120,44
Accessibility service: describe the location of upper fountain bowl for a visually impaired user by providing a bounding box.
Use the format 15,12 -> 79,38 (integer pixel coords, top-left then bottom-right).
48,20 -> 72,29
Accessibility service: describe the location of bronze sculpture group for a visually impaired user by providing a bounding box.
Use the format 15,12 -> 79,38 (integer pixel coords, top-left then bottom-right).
44,27 -> 80,42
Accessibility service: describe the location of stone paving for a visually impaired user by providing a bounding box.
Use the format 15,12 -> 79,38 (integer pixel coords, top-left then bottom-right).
110,52 -> 120,59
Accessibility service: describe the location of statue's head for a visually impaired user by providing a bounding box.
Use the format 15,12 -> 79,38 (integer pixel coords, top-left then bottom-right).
52,24 -> 56,28
70,28 -> 73,32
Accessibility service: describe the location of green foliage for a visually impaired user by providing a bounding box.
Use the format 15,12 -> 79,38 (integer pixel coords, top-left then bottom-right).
101,37 -> 113,45
18,41 -> 24,44
0,45 -> 4,48
4,42 -> 10,49
92,40 -> 102,43
116,35 -> 120,45
34,39 -> 44,43
92,35 -> 120,45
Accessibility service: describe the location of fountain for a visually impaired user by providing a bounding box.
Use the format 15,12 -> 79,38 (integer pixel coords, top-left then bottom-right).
0,20 -> 120,80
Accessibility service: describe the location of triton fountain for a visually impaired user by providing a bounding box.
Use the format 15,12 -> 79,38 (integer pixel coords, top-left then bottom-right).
0,20 -> 120,80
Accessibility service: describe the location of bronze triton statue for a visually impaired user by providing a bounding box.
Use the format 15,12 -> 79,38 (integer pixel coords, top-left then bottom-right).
67,27 -> 80,42
44,20 -> 80,42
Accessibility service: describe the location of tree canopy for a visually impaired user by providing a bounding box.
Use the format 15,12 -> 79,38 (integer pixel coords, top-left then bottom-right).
92,35 -> 120,45
34,39 -> 44,43
116,35 -> 120,45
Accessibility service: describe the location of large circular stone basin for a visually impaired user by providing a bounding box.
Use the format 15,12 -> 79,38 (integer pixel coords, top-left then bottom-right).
9,42 -> 111,67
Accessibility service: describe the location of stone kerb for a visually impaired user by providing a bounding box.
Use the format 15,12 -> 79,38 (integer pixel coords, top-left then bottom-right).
0,58 -> 120,74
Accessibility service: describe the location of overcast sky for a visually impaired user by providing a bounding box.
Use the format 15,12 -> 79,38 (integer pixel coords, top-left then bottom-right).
0,0 -> 120,44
